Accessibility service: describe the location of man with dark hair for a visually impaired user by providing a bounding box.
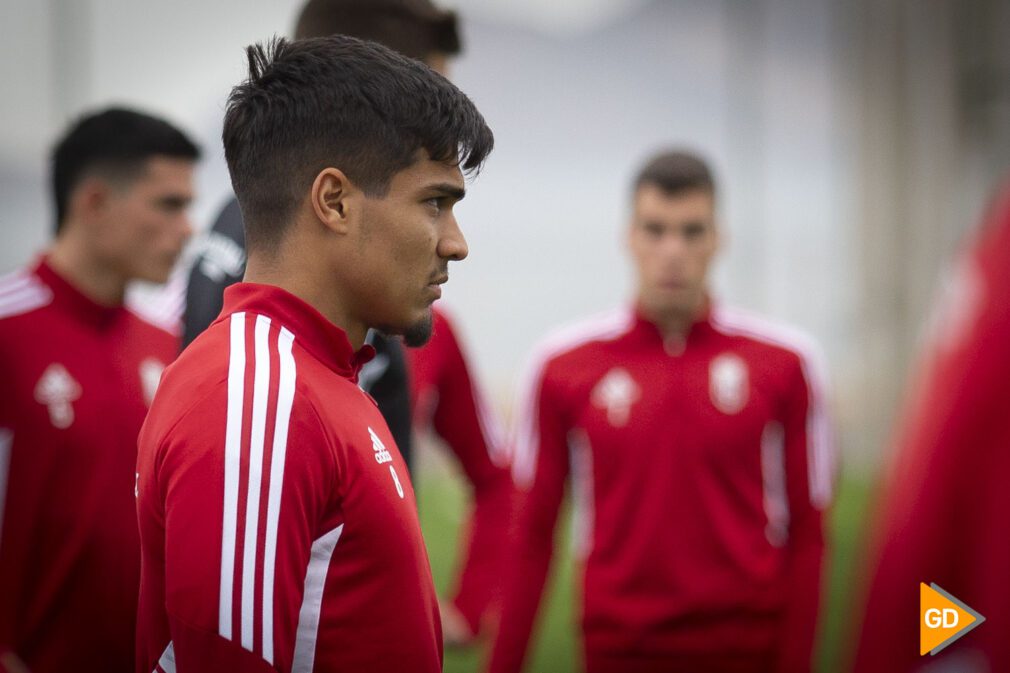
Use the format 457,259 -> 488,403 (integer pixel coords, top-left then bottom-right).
0,107 -> 198,673
490,149 -> 833,673
135,35 -> 492,672
183,0 -> 512,646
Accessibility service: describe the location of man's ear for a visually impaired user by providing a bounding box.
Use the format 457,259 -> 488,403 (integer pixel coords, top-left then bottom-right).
311,167 -> 360,235
69,176 -> 113,222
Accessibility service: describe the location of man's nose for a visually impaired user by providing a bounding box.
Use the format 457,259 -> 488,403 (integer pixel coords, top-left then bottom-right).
437,215 -> 469,262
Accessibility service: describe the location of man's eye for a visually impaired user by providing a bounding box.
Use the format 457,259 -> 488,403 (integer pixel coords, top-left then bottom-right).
426,198 -> 441,211
684,225 -> 705,239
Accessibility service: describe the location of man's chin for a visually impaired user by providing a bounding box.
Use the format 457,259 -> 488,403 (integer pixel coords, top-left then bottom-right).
376,312 -> 434,347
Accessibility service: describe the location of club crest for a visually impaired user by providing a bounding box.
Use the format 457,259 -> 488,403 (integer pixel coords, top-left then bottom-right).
709,353 -> 748,414
34,363 -> 82,429
591,367 -> 641,427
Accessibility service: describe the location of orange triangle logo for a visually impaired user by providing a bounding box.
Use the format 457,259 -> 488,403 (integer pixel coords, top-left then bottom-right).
920,583 -> 985,656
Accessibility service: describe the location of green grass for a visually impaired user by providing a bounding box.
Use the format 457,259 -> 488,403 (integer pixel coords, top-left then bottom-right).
418,462 -> 874,673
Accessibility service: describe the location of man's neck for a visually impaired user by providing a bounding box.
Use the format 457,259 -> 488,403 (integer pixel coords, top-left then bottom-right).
638,294 -> 707,344
47,232 -> 127,306
244,257 -> 367,350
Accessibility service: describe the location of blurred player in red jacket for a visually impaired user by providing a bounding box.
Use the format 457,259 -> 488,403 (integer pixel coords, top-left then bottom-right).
135,36 -> 494,673
852,184 -> 1010,673
407,305 -> 511,643
0,108 -> 198,673
489,150 -> 834,673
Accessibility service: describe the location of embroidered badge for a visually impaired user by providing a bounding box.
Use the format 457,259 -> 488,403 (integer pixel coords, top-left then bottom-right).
34,363 -> 82,429
709,353 -> 749,414
591,367 -> 641,427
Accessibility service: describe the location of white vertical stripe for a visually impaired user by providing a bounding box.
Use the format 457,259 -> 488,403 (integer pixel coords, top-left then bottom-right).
473,377 -> 508,468
568,430 -> 595,559
261,327 -> 296,664
292,524 -> 345,673
241,314 -> 272,650
760,421 -> 790,547
0,429 -> 13,548
155,641 -> 176,673
220,312 -> 247,639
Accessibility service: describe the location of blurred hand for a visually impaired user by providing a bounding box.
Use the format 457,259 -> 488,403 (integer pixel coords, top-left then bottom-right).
439,598 -> 476,648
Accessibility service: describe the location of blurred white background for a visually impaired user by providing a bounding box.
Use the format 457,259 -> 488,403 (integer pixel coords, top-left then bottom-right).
2,0 -> 1008,472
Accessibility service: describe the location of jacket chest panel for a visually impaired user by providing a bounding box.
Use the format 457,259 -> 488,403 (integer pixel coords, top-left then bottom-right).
570,350 -> 777,477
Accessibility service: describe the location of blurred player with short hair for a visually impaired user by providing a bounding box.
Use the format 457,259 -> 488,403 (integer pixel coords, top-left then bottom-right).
489,150 -> 834,673
0,107 -> 198,673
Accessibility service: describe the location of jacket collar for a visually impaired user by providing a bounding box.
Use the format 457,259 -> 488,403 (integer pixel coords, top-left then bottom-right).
220,283 -> 375,381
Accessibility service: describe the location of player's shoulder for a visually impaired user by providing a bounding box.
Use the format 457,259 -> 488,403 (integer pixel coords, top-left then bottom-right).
709,304 -> 825,371
0,267 -> 54,325
150,319 -> 231,417
530,307 -> 636,371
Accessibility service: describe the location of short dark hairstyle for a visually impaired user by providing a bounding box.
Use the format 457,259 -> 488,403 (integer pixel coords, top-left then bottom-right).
51,107 -> 200,233
294,0 -> 460,59
633,149 -> 716,200
223,35 -> 493,251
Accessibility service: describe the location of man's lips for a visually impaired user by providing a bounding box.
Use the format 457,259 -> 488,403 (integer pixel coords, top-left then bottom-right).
427,275 -> 448,299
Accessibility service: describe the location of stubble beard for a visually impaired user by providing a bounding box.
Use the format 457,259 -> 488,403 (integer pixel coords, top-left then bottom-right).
381,310 -> 433,347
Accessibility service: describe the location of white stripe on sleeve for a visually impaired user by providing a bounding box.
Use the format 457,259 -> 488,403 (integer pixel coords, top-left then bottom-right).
220,312 -> 247,639
261,327 -> 296,664
568,429 -> 595,559
241,314 -> 272,650
760,421 -> 790,547
291,524 -> 345,673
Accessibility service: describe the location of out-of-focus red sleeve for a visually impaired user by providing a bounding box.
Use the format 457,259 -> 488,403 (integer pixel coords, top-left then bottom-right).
776,351 -> 833,673
853,188 -> 1010,673
487,354 -> 570,673
407,308 -> 513,633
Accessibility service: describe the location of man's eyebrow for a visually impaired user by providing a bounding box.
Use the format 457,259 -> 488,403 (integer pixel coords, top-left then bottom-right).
425,183 -> 466,201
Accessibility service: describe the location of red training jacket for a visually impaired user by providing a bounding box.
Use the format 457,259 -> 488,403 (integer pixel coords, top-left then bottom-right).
136,283 -> 442,673
853,184 -> 1010,673
490,303 -> 834,673
406,305 -> 512,633
0,258 -> 177,673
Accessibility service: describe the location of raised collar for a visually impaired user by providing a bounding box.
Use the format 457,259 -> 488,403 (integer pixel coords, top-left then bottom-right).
630,298 -> 717,355
33,257 -> 126,330
220,283 -> 375,381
